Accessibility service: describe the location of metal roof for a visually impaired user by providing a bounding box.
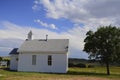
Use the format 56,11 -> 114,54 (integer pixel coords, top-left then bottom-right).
18,39 -> 69,53
9,48 -> 19,55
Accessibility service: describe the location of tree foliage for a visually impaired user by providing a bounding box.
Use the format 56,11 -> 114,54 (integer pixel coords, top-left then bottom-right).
83,25 -> 120,75
0,56 -> 2,61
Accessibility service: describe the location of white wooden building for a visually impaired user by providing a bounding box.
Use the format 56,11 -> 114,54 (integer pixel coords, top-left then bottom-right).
10,31 -> 69,73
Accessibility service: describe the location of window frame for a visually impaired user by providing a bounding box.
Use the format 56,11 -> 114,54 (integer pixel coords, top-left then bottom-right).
48,55 -> 52,66
32,55 -> 36,65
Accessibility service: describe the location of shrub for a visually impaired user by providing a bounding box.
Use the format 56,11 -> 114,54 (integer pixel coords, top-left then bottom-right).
76,63 -> 86,68
69,63 -> 75,67
88,64 -> 94,68
0,57 -> 2,61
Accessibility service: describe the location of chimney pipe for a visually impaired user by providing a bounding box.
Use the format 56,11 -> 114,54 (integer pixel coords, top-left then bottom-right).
46,34 -> 48,41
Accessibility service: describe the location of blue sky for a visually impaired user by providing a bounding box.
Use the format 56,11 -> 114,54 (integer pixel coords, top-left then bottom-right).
0,0 -> 120,59
0,0 -> 34,25
0,0 -> 74,32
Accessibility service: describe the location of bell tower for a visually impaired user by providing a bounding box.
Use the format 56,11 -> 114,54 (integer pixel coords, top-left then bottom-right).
28,30 -> 32,40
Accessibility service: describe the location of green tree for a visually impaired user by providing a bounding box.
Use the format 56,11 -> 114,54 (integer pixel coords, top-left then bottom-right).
0,56 -> 2,61
83,25 -> 120,75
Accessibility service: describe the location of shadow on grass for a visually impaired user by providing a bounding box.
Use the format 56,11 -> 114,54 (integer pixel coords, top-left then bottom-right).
66,70 -> 120,78
2,68 -> 120,78
2,68 -> 17,72
67,70 -> 106,76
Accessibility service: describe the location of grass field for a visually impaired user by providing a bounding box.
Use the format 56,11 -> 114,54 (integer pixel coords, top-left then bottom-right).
0,67 -> 120,80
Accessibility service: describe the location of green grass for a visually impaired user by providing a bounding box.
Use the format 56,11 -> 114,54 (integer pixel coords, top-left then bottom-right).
68,67 -> 120,78
0,66 -> 8,68
0,66 -> 120,80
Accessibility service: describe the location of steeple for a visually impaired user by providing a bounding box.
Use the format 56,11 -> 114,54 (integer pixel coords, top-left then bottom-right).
28,30 -> 32,40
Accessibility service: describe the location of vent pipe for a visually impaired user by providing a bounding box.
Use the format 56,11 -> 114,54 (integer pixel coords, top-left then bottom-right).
46,34 -> 48,41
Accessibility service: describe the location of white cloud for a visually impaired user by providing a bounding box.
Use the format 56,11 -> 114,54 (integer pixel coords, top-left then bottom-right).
32,5 -> 38,10
34,19 -> 57,29
2,0 -> 120,58
1,20 -> 118,58
32,0 -> 41,11
33,0 -> 120,26
38,0 -> 89,22
0,21 -> 31,39
0,21 -> 88,58
0,38 -> 24,56
33,0 -> 39,4
5,0 -> 119,58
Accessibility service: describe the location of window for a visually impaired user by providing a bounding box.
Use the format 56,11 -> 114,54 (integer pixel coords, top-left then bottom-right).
48,55 -> 52,66
32,55 -> 36,65
16,58 -> 18,61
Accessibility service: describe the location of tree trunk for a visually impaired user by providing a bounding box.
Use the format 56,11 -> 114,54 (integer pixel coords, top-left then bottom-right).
106,60 -> 110,75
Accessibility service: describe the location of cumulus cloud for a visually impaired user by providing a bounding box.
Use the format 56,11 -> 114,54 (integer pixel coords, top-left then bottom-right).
32,0 -> 41,11
2,0 -> 120,58
0,20 -> 118,57
33,0 -> 120,26
34,19 -> 57,29
0,21 -> 88,58
0,38 -> 24,56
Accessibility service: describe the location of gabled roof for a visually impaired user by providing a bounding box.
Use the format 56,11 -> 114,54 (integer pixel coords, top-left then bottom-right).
9,48 -> 19,55
18,39 -> 69,53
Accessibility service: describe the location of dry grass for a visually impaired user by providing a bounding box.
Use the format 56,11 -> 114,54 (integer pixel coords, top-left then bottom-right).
0,67 -> 120,80
1,75 -> 118,80
3,76 -> 115,80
